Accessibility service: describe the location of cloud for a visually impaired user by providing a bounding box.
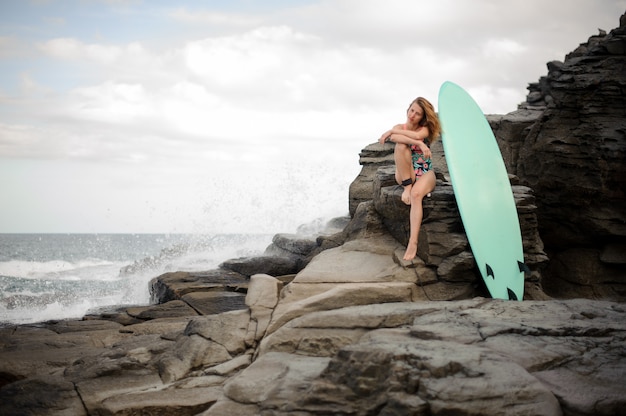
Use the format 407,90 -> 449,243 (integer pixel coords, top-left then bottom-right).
1,0 -> 623,232
0,35 -> 34,60
170,7 -> 262,28
39,37 -> 118,62
68,81 -> 150,123
4,2 -> 619,166
38,37 -> 152,69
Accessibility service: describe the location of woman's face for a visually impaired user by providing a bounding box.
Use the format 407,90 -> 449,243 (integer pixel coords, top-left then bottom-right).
407,102 -> 424,124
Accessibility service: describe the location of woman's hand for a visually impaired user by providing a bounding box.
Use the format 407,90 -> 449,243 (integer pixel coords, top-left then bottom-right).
379,130 -> 393,144
417,141 -> 432,159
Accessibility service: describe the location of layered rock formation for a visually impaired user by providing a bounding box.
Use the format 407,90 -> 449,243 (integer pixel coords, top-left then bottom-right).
1,13 -> 625,416
497,15 -> 626,299
351,139 -> 549,300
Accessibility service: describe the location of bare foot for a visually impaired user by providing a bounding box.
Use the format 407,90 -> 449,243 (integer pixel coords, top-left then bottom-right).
403,241 -> 418,260
401,185 -> 412,205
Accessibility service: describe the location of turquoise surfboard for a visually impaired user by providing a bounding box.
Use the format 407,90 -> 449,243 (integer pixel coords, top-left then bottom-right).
438,81 -> 526,300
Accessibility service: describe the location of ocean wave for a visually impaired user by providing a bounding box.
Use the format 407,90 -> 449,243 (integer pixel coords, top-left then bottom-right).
119,234 -> 273,276
0,259 -> 121,280
0,298 -> 110,325
0,233 -> 274,324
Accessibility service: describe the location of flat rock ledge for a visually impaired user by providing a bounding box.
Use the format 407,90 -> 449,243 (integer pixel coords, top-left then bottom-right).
0,296 -> 624,416
1,225 -> 625,415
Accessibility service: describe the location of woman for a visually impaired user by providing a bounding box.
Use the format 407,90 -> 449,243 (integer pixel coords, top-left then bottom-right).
378,97 -> 442,261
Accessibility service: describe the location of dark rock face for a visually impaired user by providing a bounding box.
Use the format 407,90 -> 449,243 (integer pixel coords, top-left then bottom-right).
513,14 -> 626,298
518,30 -> 626,246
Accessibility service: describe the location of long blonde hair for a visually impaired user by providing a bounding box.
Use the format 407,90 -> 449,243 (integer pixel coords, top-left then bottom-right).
409,97 -> 441,143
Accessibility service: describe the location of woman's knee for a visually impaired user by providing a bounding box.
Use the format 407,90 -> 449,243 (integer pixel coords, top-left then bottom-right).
410,187 -> 428,201
411,176 -> 435,199
394,142 -> 411,155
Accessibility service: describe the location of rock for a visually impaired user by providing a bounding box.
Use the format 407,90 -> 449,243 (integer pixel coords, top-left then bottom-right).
184,309 -> 250,356
220,254 -> 302,277
2,279 -> 626,415
266,280 -> 421,336
0,324 -> 130,381
150,270 -> 249,303
0,376 -> 86,416
245,274 -> 283,345
342,200 -> 389,241
181,291 -> 247,315
121,316 -> 195,336
127,299 -> 199,319
84,305 -> 145,325
96,386 -> 223,416
349,141 -> 395,217
302,335 -> 560,415
514,14 -> 626,298
200,399 -> 259,416
268,233 -> 319,256
203,353 -> 252,376
354,136 -> 549,299
231,299 -> 625,416
75,373 -> 163,413
542,247 -> 626,300
600,243 -> 626,264
158,334 -> 232,383
293,241 -> 416,284
223,352 -> 331,407
489,110 -> 544,173
47,318 -> 124,333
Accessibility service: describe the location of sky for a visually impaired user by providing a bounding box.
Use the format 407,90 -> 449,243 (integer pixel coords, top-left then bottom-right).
0,0 -> 624,234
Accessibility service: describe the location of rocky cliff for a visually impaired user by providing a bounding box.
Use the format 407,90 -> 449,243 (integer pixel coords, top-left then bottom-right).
1,13 -> 625,416
498,14 -> 626,299
351,12 -> 626,300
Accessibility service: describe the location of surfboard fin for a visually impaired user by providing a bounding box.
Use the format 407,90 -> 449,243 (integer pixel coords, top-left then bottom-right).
517,261 -> 531,274
486,263 -> 494,279
507,288 -> 518,301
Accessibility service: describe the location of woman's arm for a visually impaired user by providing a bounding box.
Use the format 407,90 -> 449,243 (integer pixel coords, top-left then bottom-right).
378,124 -> 403,144
388,126 -> 429,145
379,125 -> 430,145
391,126 -> 427,142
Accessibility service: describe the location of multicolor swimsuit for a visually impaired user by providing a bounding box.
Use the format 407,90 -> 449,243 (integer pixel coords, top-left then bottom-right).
404,124 -> 432,178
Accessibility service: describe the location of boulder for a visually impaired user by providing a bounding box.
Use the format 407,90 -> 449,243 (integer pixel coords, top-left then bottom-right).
245,274 -> 283,345
150,270 -> 249,303
220,255 -> 302,277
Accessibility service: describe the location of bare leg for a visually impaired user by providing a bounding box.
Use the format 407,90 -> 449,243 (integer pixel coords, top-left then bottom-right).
394,143 -> 415,205
403,170 -> 436,261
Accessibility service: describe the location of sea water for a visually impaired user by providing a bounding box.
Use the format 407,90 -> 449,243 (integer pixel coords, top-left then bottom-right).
0,233 -> 273,325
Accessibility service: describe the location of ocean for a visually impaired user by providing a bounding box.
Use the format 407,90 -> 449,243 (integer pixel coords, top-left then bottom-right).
0,233 -> 274,325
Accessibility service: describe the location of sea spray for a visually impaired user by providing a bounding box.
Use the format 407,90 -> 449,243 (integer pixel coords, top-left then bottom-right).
0,233 -> 272,325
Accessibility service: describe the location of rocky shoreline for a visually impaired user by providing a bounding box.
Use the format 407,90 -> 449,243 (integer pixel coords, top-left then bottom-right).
1,13 -> 625,416
1,223 -> 625,415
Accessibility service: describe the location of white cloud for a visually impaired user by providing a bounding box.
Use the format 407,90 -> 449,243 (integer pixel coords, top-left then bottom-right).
170,7 -> 262,28
0,36 -> 21,58
68,81 -> 149,122
39,37 -> 120,63
482,38 -> 527,59
0,0 -> 623,232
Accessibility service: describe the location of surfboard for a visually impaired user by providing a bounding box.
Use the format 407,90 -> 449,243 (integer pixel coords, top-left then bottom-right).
438,81 -> 527,300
